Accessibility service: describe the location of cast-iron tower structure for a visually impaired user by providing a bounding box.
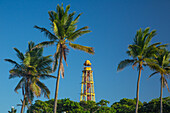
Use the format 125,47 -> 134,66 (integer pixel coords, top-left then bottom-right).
80,60 -> 95,101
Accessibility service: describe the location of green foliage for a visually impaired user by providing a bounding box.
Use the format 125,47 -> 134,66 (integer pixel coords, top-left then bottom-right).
111,98 -> 143,113
27,97 -> 170,113
117,27 -> 166,112
5,41 -> 55,100
5,41 -> 56,112
34,4 -> 94,74
147,49 -> 170,112
95,107 -> 116,113
139,97 -> 170,113
28,98 -> 84,113
117,27 -> 164,72
80,100 -> 98,112
28,99 -> 115,113
96,99 -> 110,107
147,49 -> 170,89
34,4 -> 94,112
57,98 -> 83,113
28,100 -> 53,113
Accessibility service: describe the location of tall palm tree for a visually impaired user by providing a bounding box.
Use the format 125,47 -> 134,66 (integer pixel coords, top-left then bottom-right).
5,41 -> 56,113
117,27 -> 166,113
147,49 -> 170,113
34,4 -> 94,113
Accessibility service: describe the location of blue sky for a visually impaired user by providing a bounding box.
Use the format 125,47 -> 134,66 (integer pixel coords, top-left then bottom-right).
0,0 -> 170,112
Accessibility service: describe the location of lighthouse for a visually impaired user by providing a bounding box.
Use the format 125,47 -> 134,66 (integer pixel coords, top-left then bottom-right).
80,60 -> 95,101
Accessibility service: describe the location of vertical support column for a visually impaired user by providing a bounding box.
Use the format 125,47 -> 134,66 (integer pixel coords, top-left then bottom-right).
90,71 -> 92,100
91,70 -> 95,101
86,71 -> 88,101
80,72 -> 84,101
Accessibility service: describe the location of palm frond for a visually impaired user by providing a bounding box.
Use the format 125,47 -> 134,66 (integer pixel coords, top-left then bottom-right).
157,44 -> 169,49
65,12 -> 76,32
62,45 -> 69,66
30,83 -> 41,97
30,46 -> 44,59
36,57 -> 53,74
117,59 -> 135,71
27,90 -> 34,104
39,74 -> 57,79
9,74 -> 20,79
74,13 -> 82,24
52,44 -> 60,72
142,27 -> 150,42
60,62 -> 64,78
132,60 -> 139,69
4,59 -> 20,68
148,72 -> 158,79
61,4 -> 70,24
14,78 -> 26,93
128,44 -> 141,58
9,69 -> 23,78
34,25 -> 58,40
144,58 -> 158,64
56,4 -> 64,20
144,29 -> 156,48
148,42 -> 162,48
53,21 -> 59,36
37,67 -> 52,74
67,26 -> 91,41
143,43 -> 160,58
164,78 -> 170,92
23,53 -> 31,66
69,42 -> 94,54
13,47 -> 25,61
36,81 -> 50,98
36,55 -> 51,65
134,28 -> 143,46
53,20 -> 65,38
33,41 -> 55,49
48,11 -> 59,22
28,41 -> 36,51
22,87 -> 24,96
147,62 -> 164,72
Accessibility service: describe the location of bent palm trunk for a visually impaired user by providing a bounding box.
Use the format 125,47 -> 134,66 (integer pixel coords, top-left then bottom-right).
53,52 -> 62,113
135,64 -> 142,113
21,94 -> 26,113
160,76 -> 163,113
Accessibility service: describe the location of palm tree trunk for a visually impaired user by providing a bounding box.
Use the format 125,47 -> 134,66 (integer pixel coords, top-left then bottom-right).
160,76 -> 163,113
21,94 -> 26,113
135,64 -> 142,113
53,49 -> 62,113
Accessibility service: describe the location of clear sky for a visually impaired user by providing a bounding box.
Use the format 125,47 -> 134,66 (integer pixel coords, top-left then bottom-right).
0,0 -> 170,112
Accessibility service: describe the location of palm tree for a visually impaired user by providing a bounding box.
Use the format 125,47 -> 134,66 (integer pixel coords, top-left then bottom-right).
5,41 -> 56,113
34,4 -> 94,113
147,49 -> 170,113
117,27 -> 166,113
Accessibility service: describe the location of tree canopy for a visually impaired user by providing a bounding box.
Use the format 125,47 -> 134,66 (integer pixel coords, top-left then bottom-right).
27,97 -> 170,113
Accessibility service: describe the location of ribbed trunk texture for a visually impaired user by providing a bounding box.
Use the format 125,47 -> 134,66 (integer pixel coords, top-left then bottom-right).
135,64 -> 142,113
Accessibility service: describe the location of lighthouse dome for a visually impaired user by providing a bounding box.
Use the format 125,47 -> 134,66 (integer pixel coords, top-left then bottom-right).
84,60 -> 91,66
